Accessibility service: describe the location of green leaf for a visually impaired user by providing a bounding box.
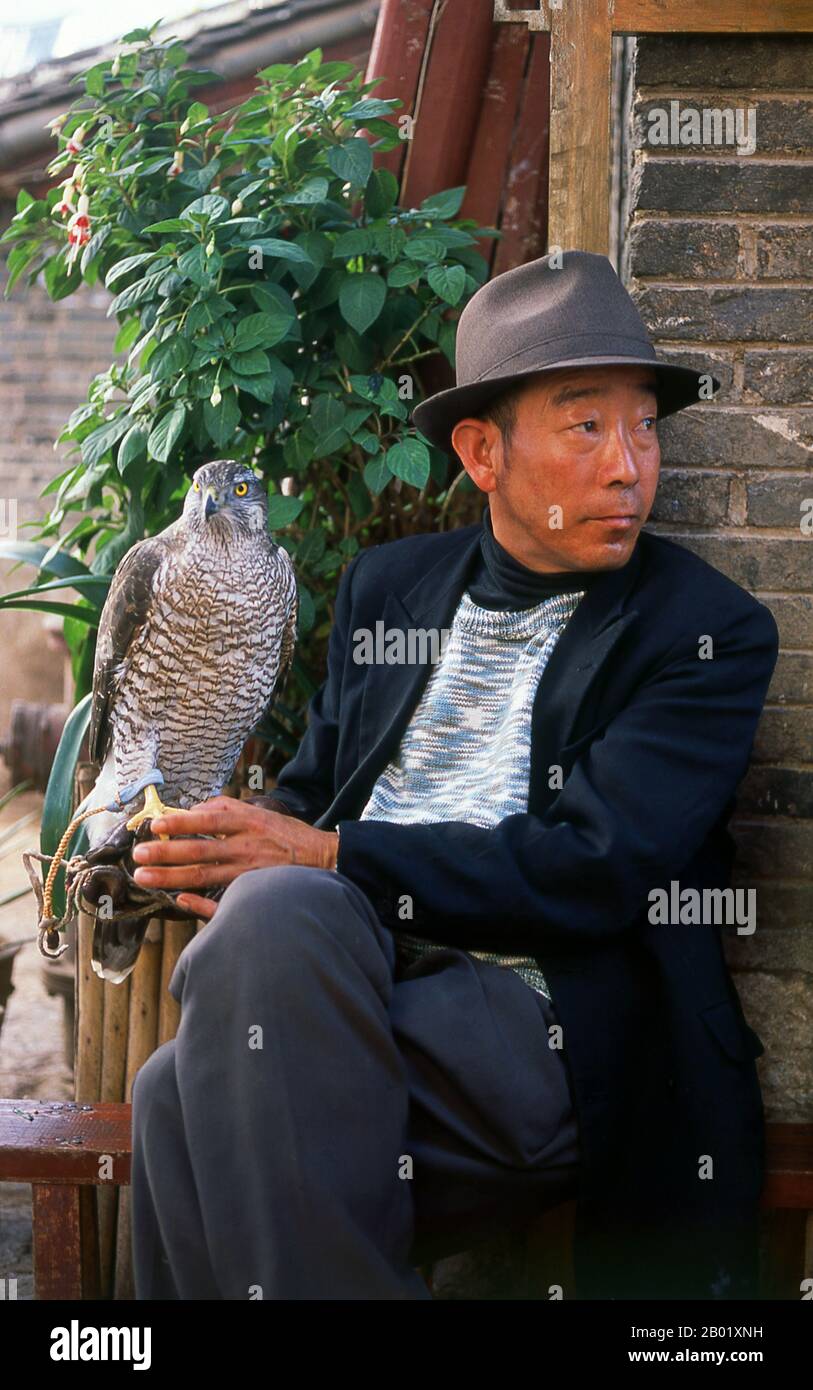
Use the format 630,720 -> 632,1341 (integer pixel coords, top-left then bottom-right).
108,268 -> 168,316
363,452 -> 391,495
385,437 -> 430,488
80,224 -> 112,277
187,296 -> 230,332
326,138 -> 373,187
141,218 -> 187,233
232,373 -> 277,404
249,282 -> 298,322
233,312 -> 289,351
4,241 -> 41,294
177,244 -> 219,286
343,98 -> 398,120
427,262 -> 466,305
282,177 -> 329,205
117,425 -> 148,475
40,693 -> 94,920
407,235 -> 449,264
80,415 -> 131,466
295,583 -> 315,635
242,237 -> 313,265
311,395 -> 345,437
365,168 -> 399,217
148,404 -> 187,462
297,528 -> 325,567
181,193 -> 230,223
43,253 -> 81,303
266,494 -> 305,529
150,336 -> 192,380
370,224 -> 406,261
231,348 -> 270,376
114,318 -> 142,353
419,186 -> 467,219
338,272 -> 386,334
0,539 -> 90,579
203,388 -> 240,446
387,261 -> 422,287
332,228 -> 374,258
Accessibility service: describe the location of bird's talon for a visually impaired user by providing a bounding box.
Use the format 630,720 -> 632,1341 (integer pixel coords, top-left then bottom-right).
125,783 -> 174,841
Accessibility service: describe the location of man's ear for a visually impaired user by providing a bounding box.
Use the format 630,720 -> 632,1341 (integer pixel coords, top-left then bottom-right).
451,417 -> 501,494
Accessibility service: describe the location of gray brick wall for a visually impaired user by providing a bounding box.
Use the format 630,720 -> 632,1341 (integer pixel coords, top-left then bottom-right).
623,35 -> 813,1120
0,214 -> 118,748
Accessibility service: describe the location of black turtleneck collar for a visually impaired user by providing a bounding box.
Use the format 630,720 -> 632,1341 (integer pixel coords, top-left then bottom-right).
466,504 -> 611,610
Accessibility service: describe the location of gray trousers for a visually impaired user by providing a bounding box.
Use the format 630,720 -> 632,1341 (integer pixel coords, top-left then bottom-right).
131,865 -> 581,1300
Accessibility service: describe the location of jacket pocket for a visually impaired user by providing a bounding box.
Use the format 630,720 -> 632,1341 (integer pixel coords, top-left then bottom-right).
699,999 -> 765,1063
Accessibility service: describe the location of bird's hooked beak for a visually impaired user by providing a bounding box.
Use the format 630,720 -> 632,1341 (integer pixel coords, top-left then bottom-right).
204,487 -> 218,519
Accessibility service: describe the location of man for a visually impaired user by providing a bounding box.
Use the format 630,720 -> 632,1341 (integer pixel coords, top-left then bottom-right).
130,251 -> 778,1301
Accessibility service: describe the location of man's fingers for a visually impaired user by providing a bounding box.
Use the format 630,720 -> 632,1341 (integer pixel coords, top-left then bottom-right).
134,836 -> 226,865
176,893 -> 218,920
150,808 -> 234,837
133,861 -> 243,890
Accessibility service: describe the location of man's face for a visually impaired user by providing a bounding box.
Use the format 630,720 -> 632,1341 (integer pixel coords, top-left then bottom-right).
451,364 -> 661,572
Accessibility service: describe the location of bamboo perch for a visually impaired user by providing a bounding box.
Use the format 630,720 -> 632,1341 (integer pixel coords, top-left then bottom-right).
114,916 -> 162,1300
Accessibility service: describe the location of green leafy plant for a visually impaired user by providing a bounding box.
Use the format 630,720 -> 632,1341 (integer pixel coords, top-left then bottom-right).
0,26 -> 497,904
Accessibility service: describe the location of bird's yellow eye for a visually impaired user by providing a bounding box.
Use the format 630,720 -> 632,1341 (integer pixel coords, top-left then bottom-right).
234,482 -> 249,497
193,481 -> 201,492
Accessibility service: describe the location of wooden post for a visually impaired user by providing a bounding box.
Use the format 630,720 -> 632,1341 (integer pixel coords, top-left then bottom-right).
548,1 -> 614,254
493,0 -> 813,256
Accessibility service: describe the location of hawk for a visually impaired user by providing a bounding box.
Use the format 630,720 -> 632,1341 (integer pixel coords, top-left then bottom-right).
72,459 -> 298,983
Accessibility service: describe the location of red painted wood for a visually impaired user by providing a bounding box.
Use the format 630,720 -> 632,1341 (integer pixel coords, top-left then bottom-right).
493,32 -> 551,274
399,0 -> 496,211
363,0 -> 438,183
0,1098 -> 131,1185
31,1183 -> 84,1300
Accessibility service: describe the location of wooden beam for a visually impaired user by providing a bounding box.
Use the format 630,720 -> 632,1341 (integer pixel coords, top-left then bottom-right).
613,1 -> 813,35
548,1 -> 613,253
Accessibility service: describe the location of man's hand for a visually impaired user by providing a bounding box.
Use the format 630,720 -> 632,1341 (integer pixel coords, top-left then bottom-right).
131,796 -> 339,921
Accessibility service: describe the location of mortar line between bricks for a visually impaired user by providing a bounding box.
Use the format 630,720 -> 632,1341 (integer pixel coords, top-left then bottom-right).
660,467 -> 813,475
636,89 -> 813,102
631,213 -> 813,223
637,155 -> 813,166
747,759 -> 813,769
634,278 -> 813,288
648,523 -> 811,539
732,878 -> 813,887
732,816 -> 813,828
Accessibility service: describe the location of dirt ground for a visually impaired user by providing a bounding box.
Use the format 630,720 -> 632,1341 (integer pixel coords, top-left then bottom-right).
0,789 -> 73,1300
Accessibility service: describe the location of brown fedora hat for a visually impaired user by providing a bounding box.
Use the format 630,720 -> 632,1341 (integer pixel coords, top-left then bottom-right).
411,250 -> 719,456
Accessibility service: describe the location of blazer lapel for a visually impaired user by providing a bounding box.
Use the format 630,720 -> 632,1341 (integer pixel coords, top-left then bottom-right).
315,527 -> 644,829
526,541 -> 643,813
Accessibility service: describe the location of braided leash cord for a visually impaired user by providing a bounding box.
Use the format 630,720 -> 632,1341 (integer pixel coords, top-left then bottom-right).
24,770 -> 168,959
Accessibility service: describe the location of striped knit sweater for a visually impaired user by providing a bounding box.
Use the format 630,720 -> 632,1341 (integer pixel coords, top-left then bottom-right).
357,585 -> 586,999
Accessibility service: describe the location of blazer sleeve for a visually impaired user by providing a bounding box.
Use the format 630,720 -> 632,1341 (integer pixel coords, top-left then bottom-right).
269,547 -> 367,825
334,601 -> 779,951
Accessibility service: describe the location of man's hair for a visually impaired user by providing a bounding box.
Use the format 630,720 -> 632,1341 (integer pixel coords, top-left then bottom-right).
478,377 -> 530,453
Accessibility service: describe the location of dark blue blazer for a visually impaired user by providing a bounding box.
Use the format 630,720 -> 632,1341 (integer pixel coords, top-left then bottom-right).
271,522 -> 779,1299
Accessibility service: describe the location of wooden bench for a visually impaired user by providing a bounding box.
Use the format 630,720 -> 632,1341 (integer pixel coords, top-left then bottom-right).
1,1099 -> 811,1299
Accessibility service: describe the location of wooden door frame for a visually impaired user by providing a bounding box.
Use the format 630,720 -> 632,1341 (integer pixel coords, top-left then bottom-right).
493,1 -> 813,252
